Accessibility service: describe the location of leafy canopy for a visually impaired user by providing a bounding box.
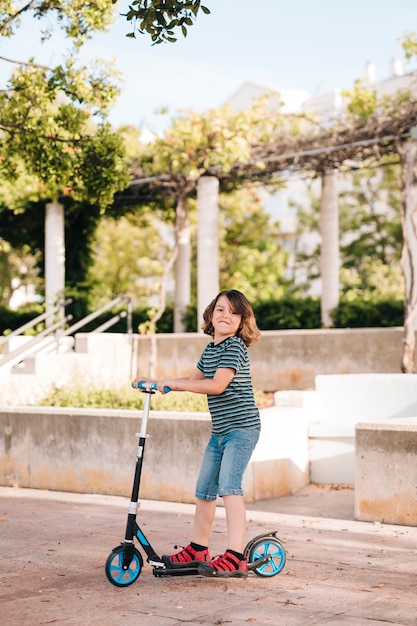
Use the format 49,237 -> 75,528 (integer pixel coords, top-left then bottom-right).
116,0 -> 210,44
0,57 -> 128,209
0,1 -> 116,45
0,1 -> 128,209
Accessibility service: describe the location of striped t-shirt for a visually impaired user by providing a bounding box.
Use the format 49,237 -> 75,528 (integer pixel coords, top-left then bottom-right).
196,336 -> 261,435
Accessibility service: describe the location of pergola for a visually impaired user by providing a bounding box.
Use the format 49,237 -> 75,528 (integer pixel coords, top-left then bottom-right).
118,97 -> 417,372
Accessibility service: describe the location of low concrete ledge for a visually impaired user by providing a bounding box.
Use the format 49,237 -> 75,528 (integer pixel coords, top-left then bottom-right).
307,374 -> 417,485
0,406 -> 309,503
355,419 -> 417,526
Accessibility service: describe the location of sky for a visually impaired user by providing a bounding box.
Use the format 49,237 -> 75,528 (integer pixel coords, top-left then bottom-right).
1,0 -> 417,132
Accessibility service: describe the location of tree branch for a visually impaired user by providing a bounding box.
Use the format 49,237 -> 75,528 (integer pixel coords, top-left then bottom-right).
0,1 -> 38,34
0,54 -> 49,70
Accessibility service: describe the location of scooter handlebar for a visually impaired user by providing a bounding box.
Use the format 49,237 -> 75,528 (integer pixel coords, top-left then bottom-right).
132,381 -> 171,393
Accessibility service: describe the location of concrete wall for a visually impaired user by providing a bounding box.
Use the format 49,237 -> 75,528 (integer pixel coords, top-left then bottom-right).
133,327 -> 412,392
355,419 -> 417,526
0,406 -> 309,503
0,327 -> 413,405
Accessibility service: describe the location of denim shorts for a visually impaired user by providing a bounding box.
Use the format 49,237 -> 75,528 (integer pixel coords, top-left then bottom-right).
195,428 -> 260,501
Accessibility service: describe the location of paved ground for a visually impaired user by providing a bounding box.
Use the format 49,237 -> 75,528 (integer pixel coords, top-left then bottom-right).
1,484 -> 417,626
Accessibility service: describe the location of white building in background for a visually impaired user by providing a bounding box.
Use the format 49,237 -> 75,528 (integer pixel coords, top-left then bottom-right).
225,81 -> 310,114
224,60 -> 417,291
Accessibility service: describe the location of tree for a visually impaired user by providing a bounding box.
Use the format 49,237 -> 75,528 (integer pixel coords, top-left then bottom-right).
125,101 -> 287,331
339,162 -> 403,300
87,212 -> 172,308
342,45 -> 417,372
0,238 -> 40,308
0,1 -> 115,45
0,57 -> 129,315
0,1 -> 129,315
116,0 -> 210,44
291,163 -> 404,302
217,187 -> 290,301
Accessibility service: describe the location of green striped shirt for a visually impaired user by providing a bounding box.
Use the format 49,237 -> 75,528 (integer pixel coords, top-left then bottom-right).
197,336 -> 261,435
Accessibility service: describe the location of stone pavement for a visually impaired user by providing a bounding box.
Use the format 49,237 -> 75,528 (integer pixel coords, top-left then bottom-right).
1,484 -> 416,626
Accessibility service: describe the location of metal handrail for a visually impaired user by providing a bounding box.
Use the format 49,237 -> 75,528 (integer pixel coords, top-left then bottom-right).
94,311 -> 127,333
0,315 -> 72,369
0,295 -> 132,371
61,295 -> 132,337
0,298 -> 72,348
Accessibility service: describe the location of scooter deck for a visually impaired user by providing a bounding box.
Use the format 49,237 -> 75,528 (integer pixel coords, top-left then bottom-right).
153,565 -> 200,577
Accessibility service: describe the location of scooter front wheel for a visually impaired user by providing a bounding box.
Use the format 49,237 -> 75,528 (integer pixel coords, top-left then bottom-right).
105,545 -> 143,587
247,536 -> 286,577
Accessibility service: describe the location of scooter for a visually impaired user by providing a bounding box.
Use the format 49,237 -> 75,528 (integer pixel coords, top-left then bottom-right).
105,381 -> 286,587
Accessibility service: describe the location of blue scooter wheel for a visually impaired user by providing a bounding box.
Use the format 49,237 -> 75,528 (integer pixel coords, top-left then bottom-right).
247,536 -> 286,577
105,545 -> 143,587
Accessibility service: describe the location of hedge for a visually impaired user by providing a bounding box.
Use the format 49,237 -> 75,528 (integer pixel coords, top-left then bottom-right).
0,297 -> 404,336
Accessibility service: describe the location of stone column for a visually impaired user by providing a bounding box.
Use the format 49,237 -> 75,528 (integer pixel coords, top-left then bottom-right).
320,170 -> 339,327
45,200 -> 65,326
197,176 -> 219,329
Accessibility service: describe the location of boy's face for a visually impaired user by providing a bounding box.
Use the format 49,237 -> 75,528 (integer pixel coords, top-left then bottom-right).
212,295 -> 242,341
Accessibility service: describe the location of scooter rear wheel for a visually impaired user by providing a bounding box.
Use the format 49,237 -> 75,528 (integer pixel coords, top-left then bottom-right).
247,536 -> 286,577
105,545 -> 143,587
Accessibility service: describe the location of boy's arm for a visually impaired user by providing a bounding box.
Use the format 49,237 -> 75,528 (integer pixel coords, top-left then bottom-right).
157,367 -> 234,395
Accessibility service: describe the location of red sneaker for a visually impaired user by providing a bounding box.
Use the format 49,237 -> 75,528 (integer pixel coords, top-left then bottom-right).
198,551 -> 248,578
162,544 -> 211,568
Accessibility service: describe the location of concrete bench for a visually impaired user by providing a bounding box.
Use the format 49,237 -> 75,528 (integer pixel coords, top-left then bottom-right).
0,405 -> 309,503
305,374 -> 417,485
355,419 -> 417,526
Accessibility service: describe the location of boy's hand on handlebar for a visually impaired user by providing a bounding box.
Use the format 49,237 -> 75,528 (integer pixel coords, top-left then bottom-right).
131,378 -> 171,393
156,380 -> 171,394
132,377 -> 153,389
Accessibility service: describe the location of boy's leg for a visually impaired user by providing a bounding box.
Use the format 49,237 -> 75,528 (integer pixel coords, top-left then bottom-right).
192,497 -> 217,546
198,496 -> 248,578
222,494 -> 246,553
162,498 -> 215,567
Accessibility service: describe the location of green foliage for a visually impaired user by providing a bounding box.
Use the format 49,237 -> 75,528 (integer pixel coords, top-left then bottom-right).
87,213 -> 172,309
398,30 -> 417,60
0,1 -> 116,45
165,297 -> 406,333
0,303 -> 173,336
0,297 -> 406,340
111,103 -> 290,334
254,297 -> 322,330
0,238 -> 41,307
0,5 -> 130,311
0,303 -> 44,337
291,163 -> 403,301
217,188 -> 290,302
340,259 -> 404,302
343,80 -> 378,119
137,103 -> 287,181
38,384 -> 209,410
119,0 -> 211,44
37,383 -> 271,411
332,298 -> 404,328
0,0 -> 129,216
0,197 -> 113,309
0,58 -> 128,207
78,305 -> 174,333
183,297 -> 322,331
340,164 -> 401,264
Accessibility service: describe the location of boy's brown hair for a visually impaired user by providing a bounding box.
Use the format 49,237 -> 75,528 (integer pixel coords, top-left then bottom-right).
201,289 -> 261,347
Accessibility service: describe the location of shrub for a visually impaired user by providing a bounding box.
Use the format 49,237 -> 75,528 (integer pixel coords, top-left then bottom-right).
332,298 -> 404,327
38,384 -> 272,411
0,297 -> 405,337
